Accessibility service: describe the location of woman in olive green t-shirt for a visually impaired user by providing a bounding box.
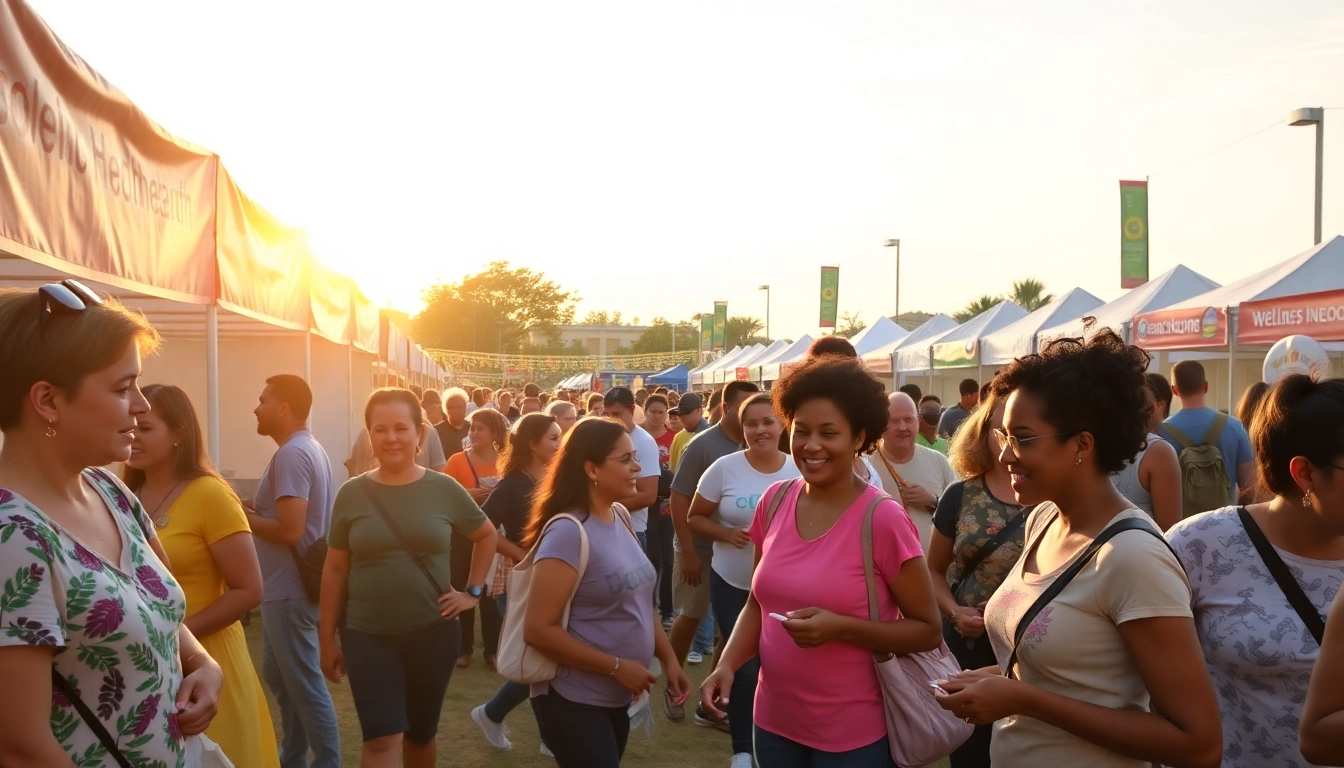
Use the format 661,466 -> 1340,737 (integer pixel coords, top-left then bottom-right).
318,388 -> 498,768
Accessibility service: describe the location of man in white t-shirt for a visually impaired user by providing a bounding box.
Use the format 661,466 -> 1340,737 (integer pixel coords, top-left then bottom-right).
603,387 -> 662,548
870,391 -> 958,549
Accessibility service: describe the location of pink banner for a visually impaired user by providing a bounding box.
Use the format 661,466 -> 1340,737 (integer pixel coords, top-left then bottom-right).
1132,306 -> 1227,349
1238,289 -> 1344,345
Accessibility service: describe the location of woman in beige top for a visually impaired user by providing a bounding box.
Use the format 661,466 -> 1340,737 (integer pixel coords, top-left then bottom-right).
937,329 -> 1222,768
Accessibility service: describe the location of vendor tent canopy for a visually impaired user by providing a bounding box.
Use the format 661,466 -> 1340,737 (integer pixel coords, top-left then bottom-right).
646,364 -> 690,392
710,344 -> 765,385
755,335 -> 814,382
978,288 -> 1104,366
897,303 -> 1025,374
689,345 -> 742,388
849,316 -> 910,356
1037,265 -> 1220,345
728,340 -> 789,382
863,314 -> 959,375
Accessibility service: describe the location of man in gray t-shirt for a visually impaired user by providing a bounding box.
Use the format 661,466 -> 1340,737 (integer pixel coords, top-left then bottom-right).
246,375 -> 341,767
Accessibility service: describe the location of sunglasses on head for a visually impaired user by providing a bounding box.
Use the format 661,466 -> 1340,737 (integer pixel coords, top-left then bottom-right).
38,279 -> 103,333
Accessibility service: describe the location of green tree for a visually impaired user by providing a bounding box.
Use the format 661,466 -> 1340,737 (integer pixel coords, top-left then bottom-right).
836,311 -> 867,339
1007,279 -> 1053,312
725,316 -> 767,348
413,261 -> 577,353
581,310 -> 625,325
630,318 -> 699,354
955,294 -> 1001,323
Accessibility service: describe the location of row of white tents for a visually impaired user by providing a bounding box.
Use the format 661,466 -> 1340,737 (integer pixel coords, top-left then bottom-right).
0,0 -> 448,490
691,237 -> 1344,411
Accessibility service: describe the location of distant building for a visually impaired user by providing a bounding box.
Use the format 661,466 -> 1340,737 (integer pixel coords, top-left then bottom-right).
892,312 -> 934,331
529,324 -> 649,356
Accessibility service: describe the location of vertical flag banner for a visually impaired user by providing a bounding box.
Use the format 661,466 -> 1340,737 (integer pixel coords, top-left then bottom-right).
700,315 -> 713,351
712,302 -> 728,350
1120,180 -> 1149,289
819,266 -> 840,328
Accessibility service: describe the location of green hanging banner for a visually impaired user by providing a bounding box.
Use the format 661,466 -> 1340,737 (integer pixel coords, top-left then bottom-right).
1120,180 -> 1149,289
700,314 -> 714,351
712,302 -> 728,350
819,266 -> 840,328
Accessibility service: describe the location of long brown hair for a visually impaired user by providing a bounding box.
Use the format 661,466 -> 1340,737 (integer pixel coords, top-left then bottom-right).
499,413 -> 558,477
948,390 -> 1002,479
521,417 -> 626,548
124,384 -> 231,496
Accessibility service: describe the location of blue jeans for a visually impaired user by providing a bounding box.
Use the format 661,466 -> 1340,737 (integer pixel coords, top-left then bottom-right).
710,571 -> 758,756
693,608 -> 715,655
754,726 -> 896,768
261,599 -> 341,768
483,593 -> 533,724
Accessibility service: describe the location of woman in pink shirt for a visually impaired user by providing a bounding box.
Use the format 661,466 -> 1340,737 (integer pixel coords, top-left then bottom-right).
701,356 -> 942,766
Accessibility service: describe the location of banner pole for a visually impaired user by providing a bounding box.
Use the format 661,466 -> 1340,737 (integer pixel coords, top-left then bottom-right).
206,305 -> 220,465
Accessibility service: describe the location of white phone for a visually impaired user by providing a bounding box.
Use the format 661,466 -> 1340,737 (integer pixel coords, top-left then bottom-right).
928,680 -> 949,695
768,612 -> 790,622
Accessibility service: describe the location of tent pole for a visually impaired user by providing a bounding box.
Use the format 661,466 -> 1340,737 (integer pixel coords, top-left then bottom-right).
304,331 -> 312,383
1226,307 -> 1236,412
347,344 -> 355,468
206,306 -> 220,466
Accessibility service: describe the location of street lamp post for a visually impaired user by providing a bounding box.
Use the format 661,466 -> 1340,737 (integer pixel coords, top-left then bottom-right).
884,239 -> 901,320
1289,107 -> 1325,245
759,285 -> 771,341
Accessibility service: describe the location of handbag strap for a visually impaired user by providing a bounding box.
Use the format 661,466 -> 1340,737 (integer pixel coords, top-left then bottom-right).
762,478 -> 801,535
1237,507 -> 1325,645
52,668 -> 133,768
949,504 -> 1029,600
360,476 -> 445,595
874,445 -> 907,487
860,491 -> 902,661
1004,512 -> 1175,680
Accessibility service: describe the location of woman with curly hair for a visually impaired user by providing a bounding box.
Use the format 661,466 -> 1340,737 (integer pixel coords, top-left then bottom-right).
936,329 -> 1221,768
701,356 -> 941,766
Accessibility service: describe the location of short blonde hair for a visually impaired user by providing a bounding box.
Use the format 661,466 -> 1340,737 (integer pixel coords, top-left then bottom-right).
0,288 -> 159,430
948,391 -> 1003,479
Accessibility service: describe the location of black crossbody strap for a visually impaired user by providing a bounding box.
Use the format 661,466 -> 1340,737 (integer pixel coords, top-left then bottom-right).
361,477 -> 445,595
1237,507 -> 1325,645
950,507 -> 1029,599
52,669 -> 132,768
1005,516 -> 1175,680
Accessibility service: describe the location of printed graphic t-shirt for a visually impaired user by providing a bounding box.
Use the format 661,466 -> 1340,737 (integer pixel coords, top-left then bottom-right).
695,451 -> 799,590
1167,507 -> 1344,768
984,503 -> 1192,768
531,508 -> 656,708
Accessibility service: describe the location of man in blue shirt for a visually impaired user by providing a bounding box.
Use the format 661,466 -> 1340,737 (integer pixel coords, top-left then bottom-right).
1160,360 -> 1255,503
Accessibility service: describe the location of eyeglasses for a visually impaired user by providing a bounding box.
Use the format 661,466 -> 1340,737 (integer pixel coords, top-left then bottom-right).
38,279 -> 102,334
992,428 -> 1079,455
603,451 -> 637,465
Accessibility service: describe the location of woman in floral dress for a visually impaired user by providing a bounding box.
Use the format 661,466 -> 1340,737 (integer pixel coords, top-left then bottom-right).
0,283 -> 221,767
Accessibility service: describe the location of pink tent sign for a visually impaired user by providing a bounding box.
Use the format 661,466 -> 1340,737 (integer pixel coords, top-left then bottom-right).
1238,288 -> 1344,345
1132,306 -> 1227,350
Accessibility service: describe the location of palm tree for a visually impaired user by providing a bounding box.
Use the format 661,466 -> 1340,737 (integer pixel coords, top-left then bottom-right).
725,316 -> 767,347
1007,279 -> 1053,312
954,294 -> 1000,323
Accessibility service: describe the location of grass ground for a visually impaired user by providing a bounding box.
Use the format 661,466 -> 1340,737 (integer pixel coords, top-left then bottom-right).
243,616 -> 951,767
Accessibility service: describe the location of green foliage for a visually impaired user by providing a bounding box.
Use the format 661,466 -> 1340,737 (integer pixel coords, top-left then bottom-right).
1007,279 -> 1054,311
414,261 -> 577,353
836,311 -> 866,339
630,318 -> 699,354
580,310 -> 625,325
725,316 -> 767,348
955,294 -> 1001,323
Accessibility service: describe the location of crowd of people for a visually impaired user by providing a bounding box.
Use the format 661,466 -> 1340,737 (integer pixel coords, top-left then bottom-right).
2,280 -> 1344,768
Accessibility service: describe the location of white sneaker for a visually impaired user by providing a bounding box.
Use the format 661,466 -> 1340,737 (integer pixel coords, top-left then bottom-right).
540,742 -> 555,758
731,753 -> 754,768
470,705 -> 512,751
687,650 -> 704,664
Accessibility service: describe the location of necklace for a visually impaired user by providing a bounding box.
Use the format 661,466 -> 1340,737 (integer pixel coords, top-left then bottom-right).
149,479 -> 186,530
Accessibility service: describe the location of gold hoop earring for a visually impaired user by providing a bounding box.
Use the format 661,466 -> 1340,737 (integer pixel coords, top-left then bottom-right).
1303,491 -> 1314,508
45,421 -> 56,438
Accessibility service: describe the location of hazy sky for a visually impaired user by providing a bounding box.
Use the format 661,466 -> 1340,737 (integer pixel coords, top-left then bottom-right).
30,0 -> 1344,341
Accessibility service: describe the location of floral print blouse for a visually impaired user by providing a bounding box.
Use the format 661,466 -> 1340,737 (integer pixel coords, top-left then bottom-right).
931,476 -> 1026,609
0,468 -> 187,768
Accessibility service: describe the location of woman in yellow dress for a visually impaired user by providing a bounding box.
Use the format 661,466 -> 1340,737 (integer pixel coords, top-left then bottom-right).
126,384 -> 279,768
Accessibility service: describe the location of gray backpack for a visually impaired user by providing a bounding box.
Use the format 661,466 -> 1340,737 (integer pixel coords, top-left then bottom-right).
1160,413 -> 1233,518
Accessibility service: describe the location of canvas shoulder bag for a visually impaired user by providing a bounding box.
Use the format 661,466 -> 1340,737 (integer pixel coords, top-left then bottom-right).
1237,507 -> 1325,645
496,511 -> 592,684
859,493 -> 974,766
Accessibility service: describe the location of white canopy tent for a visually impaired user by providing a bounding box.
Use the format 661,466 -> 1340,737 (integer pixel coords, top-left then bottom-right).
1037,264 -> 1220,345
754,335 -> 815,384
978,288 -> 1105,366
862,315 -> 961,380
849,316 -> 910,356
710,344 -> 765,385
1132,236 -> 1344,409
897,302 -> 1026,402
724,339 -> 789,383
689,346 -> 742,389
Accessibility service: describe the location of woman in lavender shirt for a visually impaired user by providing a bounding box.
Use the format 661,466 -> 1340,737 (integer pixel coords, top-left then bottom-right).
522,418 -> 691,768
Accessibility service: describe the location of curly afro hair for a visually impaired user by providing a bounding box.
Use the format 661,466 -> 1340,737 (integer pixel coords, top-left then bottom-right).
990,326 -> 1152,474
807,335 -> 857,359
772,355 -> 888,455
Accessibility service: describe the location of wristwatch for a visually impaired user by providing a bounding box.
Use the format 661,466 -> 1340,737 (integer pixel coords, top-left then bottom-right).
465,584 -> 485,599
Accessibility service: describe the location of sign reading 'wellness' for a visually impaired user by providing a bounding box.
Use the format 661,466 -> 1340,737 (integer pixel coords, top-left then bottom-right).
1238,289 -> 1344,345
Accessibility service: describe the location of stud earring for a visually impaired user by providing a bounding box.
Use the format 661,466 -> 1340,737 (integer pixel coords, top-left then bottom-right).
45,420 -> 56,438
1075,453 -> 1082,466
1303,491 -> 1314,508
